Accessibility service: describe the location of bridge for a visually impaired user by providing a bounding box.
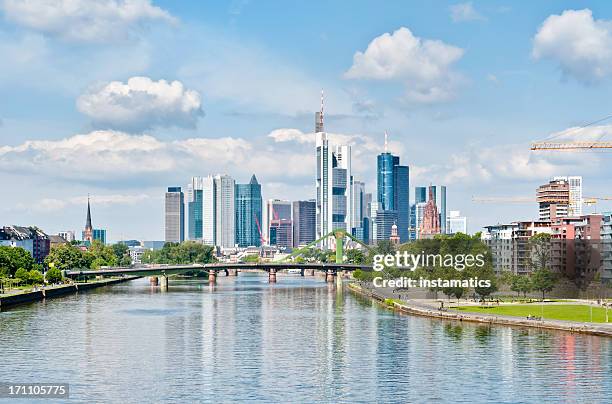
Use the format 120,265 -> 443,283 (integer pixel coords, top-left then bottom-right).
64,230 -> 374,288
64,262 -> 372,287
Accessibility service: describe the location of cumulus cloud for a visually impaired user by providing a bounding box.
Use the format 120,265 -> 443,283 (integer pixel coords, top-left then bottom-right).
344,27 -> 464,103
533,9 -> 612,83
450,2 -> 486,22
77,77 -> 204,131
0,0 -> 175,42
413,141 -> 601,187
0,130 -> 313,185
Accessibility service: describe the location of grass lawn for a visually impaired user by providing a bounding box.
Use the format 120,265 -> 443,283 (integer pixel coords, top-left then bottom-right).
454,304 -> 611,323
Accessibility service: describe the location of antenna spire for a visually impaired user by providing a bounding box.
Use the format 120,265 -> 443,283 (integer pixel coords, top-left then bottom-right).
320,89 -> 324,128
384,130 -> 389,153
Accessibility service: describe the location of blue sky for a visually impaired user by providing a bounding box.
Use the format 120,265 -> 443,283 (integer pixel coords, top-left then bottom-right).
1,0 -> 612,241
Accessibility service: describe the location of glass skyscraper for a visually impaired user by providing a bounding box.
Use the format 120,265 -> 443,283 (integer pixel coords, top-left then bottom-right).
187,177 -> 203,240
376,152 -> 409,242
235,175 -> 263,247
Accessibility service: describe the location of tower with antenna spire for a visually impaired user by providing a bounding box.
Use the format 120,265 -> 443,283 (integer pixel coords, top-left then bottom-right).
315,91 -> 353,248
315,89 -> 324,134
375,131 -> 410,243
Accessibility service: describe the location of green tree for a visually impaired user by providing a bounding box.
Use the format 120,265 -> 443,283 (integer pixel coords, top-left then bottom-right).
45,267 -> 63,283
511,275 -> 532,298
27,269 -> 43,285
0,246 -> 35,277
530,233 -> 552,271
346,249 -> 366,264
44,243 -> 90,271
531,268 -> 556,300
15,267 -> 29,283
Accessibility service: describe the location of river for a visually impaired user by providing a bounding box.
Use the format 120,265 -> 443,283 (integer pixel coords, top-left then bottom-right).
1,274 -> 611,403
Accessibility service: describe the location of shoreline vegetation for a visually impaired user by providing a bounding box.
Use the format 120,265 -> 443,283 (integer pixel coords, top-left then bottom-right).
347,282 -> 612,338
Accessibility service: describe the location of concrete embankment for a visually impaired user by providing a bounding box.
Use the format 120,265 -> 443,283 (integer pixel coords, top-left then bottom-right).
0,277 -> 139,310
348,282 -> 612,338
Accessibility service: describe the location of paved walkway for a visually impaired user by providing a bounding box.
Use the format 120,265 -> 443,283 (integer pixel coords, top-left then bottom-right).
351,282 -> 612,337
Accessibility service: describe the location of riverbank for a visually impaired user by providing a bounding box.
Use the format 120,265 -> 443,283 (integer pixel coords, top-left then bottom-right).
0,277 -> 139,310
348,282 -> 612,338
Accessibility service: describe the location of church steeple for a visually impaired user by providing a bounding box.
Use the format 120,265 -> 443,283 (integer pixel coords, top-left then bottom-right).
85,195 -> 92,230
83,195 -> 93,243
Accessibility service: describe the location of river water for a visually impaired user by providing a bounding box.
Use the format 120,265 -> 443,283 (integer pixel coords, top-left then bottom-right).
1,274 -> 611,403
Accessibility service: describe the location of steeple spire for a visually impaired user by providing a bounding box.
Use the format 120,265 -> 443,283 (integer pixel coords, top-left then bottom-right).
85,194 -> 92,230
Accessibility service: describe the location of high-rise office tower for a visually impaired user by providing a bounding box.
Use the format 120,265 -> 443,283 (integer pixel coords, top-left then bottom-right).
214,175 -> 236,248
202,176 -> 215,245
187,177 -> 204,240
165,187 -> 185,243
553,176 -> 583,216
429,185 -> 447,234
537,178 -> 570,220
235,175 -> 263,247
376,134 -> 409,242
415,186 -> 427,204
292,200 -> 316,247
315,95 -> 352,248
265,199 -> 292,244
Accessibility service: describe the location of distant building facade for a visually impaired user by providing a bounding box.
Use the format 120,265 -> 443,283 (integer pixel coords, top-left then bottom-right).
292,200 -> 316,247
376,148 -> 409,242
0,226 -> 50,264
235,175 -> 263,247
187,177 -> 204,240
165,186 -> 185,243
447,210 -> 467,234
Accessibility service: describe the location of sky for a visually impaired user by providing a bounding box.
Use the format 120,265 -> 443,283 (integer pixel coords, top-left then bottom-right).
1,0 -> 612,242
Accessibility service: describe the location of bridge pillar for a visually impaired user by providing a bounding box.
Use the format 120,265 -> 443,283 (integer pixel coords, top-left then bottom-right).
269,268 -> 277,283
326,269 -> 336,283
208,270 -> 217,285
160,275 -> 168,289
149,276 -> 159,286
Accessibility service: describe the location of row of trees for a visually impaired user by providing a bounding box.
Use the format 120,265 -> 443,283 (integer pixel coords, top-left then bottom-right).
503,269 -> 557,300
0,246 -> 62,286
140,242 -> 216,265
43,240 -> 131,271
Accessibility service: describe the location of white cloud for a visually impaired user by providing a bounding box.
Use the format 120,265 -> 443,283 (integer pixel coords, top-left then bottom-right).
77,76 -> 204,131
0,0 -> 175,42
0,130 -> 314,185
344,27 -> 464,103
413,141 -> 601,187
450,2 -> 486,22
533,9 -> 612,83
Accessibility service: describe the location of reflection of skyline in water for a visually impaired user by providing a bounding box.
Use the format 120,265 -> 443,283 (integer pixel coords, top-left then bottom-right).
0,275 -> 611,403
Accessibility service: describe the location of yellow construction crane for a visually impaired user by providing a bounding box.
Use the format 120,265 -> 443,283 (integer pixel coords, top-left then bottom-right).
530,113 -> 612,151
530,141 -> 612,151
472,196 -> 612,205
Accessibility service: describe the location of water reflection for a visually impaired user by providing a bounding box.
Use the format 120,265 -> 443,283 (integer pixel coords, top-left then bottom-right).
0,276 -> 611,403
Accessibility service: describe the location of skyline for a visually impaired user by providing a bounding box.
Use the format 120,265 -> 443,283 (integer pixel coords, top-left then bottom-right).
2,1 -> 612,241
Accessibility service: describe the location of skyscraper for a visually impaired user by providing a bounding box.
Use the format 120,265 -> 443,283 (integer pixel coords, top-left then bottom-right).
376,134 -> 409,242
429,185 -> 447,234
235,175 -> 263,247
187,177 -> 203,240
202,176 -> 215,245
293,200 -> 316,247
265,199 -> 292,243
415,186 -> 427,204
553,176 -> 583,216
165,187 -> 185,243
315,95 -> 352,248
214,174 -> 236,248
